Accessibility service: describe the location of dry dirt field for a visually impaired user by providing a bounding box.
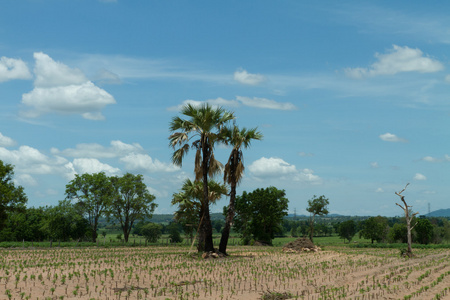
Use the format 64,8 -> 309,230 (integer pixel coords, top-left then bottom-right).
0,245 -> 450,299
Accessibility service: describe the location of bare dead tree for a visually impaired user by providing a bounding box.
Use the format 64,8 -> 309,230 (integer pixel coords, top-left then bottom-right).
395,183 -> 418,257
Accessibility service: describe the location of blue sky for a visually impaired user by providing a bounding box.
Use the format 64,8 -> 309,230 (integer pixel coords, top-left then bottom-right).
1,1 -> 449,216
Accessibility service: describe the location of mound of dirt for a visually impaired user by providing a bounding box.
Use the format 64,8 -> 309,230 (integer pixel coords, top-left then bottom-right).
282,237 -> 321,253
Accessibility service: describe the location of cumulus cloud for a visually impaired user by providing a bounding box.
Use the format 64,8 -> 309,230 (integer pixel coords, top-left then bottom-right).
379,133 -> 408,143
120,153 -> 179,173
0,132 -> 16,147
51,140 -> 144,158
0,145 -> 74,179
16,174 -> 38,186
344,45 -> 444,79
33,52 -> 87,87
413,173 -> 427,181
20,52 -> 115,120
248,157 -> 321,184
71,158 -> 121,175
234,68 -> 266,85
0,56 -> 32,82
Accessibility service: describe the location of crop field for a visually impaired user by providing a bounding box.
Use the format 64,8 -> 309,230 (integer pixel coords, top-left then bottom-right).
1,245 -> 450,300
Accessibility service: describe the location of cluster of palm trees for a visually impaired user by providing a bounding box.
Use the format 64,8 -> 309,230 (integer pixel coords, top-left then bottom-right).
169,103 -> 262,254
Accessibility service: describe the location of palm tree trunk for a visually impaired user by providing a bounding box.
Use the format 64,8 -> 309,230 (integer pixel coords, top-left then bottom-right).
219,181 -> 236,255
200,141 -> 215,252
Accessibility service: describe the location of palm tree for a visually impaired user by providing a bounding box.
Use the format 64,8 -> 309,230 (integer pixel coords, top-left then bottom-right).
172,178 -> 227,250
219,125 -> 263,255
169,103 -> 234,252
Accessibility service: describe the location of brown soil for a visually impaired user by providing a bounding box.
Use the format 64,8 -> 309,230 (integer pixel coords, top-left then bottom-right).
1,246 -> 450,299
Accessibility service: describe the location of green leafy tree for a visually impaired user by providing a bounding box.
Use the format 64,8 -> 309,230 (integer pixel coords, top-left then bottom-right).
388,223 -> 408,243
41,200 -> 90,242
65,172 -> 114,242
234,187 -> 289,245
172,178 -> 227,250
0,161 -> 27,232
306,195 -> 329,242
141,222 -> 162,243
359,216 -> 389,243
5,207 -> 46,242
110,173 -> 157,243
414,218 -> 433,244
432,219 -> 450,243
169,103 -> 234,252
168,222 -> 183,243
132,221 -> 146,236
337,220 -> 357,243
219,125 -> 262,255
338,220 -> 357,243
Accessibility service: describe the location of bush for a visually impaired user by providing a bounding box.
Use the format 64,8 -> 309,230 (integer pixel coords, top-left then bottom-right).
141,223 -> 162,243
168,223 -> 183,243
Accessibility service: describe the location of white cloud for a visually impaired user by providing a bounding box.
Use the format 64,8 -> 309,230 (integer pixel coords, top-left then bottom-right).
72,158 -> 121,175
0,132 -> 16,147
20,52 -> 115,120
379,132 -> 407,143
422,156 -> 439,162
370,162 -> 379,168
344,45 -> 444,79
16,174 -> 38,186
293,168 -> 322,184
51,140 -> 144,158
0,145 -> 73,179
375,187 -> 384,193
94,68 -> 122,84
0,145 -> 49,166
33,52 -> 87,88
248,157 -> 321,184
21,81 -> 115,120
0,56 -> 32,82
120,153 -> 179,173
234,68 -> 266,85
413,173 -> 427,181
421,155 -> 450,163
249,157 -> 297,176
236,96 -> 297,110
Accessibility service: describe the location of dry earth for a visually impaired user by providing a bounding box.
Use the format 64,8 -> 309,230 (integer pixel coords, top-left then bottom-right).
0,244 -> 449,299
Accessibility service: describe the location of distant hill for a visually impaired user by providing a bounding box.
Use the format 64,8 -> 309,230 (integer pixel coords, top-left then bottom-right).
425,209 -> 450,217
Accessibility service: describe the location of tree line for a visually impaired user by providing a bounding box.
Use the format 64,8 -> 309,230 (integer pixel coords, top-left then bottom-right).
0,160 -> 157,243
